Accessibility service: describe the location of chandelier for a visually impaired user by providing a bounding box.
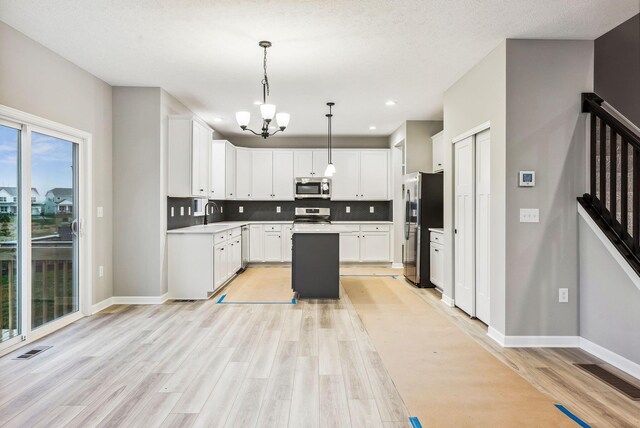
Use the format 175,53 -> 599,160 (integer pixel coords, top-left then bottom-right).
235,41 -> 290,138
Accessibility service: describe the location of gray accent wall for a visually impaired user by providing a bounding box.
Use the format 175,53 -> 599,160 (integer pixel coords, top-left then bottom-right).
505,39 -> 593,336
0,21 -> 113,304
579,216 -> 640,365
594,14 -> 640,126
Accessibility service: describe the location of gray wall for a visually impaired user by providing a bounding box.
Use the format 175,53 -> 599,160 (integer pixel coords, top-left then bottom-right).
112,87 -> 162,297
505,39 -> 593,336
229,135 -> 389,149
579,217 -> 640,365
0,21 -> 113,304
443,41 -> 507,333
594,14 -> 640,126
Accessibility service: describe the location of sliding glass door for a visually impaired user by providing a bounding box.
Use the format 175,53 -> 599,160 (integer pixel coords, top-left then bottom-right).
0,123 -> 21,345
30,132 -> 79,329
0,112 -> 86,353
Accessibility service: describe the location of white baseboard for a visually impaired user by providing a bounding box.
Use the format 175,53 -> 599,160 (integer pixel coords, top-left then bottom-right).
580,337 -> 640,379
487,327 -> 505,346
111,293 -> 169,305
440,294 -> 455,308
391,263 -> 403,269
91,297 -> 114,314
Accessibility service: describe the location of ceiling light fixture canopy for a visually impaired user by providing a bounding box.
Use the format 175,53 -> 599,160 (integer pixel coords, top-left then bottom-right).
324,102 -> 336,177
235,41 -> 290,139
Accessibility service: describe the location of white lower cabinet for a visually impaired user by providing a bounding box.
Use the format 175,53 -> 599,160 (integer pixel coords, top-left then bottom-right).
169,226 -> 242,300
339,232 -> 361,261
430,242 -> 444,288
249,224 -> 264,262
264,230 -> 283,262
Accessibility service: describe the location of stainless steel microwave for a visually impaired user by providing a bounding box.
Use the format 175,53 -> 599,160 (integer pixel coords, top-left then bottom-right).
294,177 -> 331,199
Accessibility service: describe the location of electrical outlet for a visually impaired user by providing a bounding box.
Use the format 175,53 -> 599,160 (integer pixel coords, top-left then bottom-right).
346,206 -> 350,213
99,266 -> 104,277
519,208 -> 539,223
276,206 -> 281,213
239,206 -> 243,213
171,207 -> 174,217
370,206 -> 374,213
97,206 -> 104,218
559,288 -> 569,303
180,206 -> 184,216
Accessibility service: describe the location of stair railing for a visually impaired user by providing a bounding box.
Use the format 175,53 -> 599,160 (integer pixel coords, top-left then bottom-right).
579,93 -> 640,274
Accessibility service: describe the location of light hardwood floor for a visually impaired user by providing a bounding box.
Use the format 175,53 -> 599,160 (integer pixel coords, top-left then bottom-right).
411,286 -> 640,428
1,267 -> 638,427
0,272 -> 411,428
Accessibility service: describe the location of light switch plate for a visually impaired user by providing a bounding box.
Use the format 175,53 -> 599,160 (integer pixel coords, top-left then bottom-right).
559,288 -> 569,303
239,206 -> 243,213
346,206 -> 350,213
97,206 -> 104,218
180,207 -> 184,216
276,206 -> 281,213
370,206 -> 374,213
519,208 -> 539,223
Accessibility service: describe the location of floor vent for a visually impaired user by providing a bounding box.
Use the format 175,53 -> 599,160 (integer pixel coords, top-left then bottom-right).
576,364 -> 640,400
13,346 -> 52,360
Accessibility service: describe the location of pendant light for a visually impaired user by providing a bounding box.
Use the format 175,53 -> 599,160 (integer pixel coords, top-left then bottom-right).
235,41 -> 290,139
324,102 -> 336,177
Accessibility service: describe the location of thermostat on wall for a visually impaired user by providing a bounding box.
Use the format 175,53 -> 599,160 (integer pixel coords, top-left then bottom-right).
519,171 -> 535,187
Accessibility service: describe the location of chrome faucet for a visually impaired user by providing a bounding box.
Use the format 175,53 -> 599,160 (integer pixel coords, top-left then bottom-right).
204,201 -> 219,225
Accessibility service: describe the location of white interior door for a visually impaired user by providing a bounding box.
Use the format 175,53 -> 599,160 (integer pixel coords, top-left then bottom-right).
454,136 -> 474,316
475,130 -> 490,324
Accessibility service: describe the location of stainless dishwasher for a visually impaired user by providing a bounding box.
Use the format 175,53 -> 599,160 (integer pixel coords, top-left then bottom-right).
240,225 -> 249,271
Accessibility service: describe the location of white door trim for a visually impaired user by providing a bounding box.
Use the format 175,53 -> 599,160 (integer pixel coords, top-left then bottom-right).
452,121 -> 491,144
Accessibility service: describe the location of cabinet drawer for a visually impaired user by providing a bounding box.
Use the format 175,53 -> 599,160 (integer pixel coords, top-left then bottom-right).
214,232 -> 228,245
430,232 -> 443,244
263,224 -> 283,232
361,224 -> 390,232
229,227 -> 241,239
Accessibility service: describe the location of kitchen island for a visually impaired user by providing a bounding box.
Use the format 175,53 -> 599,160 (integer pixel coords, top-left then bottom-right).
291,223 -> 340,299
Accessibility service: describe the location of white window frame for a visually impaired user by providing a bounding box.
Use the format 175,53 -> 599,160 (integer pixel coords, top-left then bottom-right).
0,105 -> 93,355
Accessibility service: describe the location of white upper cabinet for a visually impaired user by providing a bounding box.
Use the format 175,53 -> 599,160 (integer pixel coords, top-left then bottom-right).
225,143 -> 237,199
210,140 -> 226,199
331,150 -> 360,200
272,151 -> 294,200
251,151 -> 274,199
360,150 -> 389,200
328,150 -> 389,201
294,151 -> 314,177
432,131 -> 444,172
168,115 -> 212,197
236,148 -> 253,200
312,150 -> 329,178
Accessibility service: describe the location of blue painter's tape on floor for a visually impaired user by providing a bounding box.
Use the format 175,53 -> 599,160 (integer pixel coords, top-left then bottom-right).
555,404 -> 590,428
216,294 -> 227,303
408,416 -> 423,428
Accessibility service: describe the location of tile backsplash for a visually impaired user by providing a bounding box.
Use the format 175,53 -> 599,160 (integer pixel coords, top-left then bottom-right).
167,197 -> 392,230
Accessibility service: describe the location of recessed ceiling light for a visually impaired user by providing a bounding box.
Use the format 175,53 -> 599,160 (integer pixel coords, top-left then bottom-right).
213,117 -> 223,122
369,126 -> 377,130
254,100 -> 262,105
385,100 -> 397,106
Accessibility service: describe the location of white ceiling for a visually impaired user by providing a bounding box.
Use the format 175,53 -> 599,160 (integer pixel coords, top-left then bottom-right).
0,1 -> 638,137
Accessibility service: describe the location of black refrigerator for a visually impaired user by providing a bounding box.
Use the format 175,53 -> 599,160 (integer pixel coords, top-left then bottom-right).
403,172 -> 444,287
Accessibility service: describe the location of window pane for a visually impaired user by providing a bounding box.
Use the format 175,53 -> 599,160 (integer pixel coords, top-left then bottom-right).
31,132 -> 78,328
0,125 -> 20,342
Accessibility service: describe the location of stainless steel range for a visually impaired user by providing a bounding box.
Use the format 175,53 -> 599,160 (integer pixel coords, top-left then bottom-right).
293,207 -> 331,224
